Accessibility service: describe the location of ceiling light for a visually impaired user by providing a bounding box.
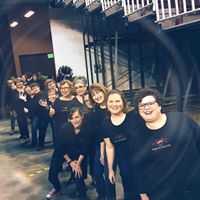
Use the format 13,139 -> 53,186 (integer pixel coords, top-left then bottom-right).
10,21 -> 18,27
24,10 -> 35,18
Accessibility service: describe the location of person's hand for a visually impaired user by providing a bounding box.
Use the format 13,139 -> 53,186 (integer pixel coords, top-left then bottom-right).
70,160 -> 77,172
109,170 -> 115,184
74,164 -> 83,178
24,108 -> 29,113
100,154 -> 104,166
140,193 -> 150,200
49,107 -> 55,117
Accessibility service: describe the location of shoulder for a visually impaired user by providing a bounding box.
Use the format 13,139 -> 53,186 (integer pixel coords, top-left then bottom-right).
167,111 -> 199,127
102,116 -> 112,129
126,110 -> 144,126
60,122 -> 73,133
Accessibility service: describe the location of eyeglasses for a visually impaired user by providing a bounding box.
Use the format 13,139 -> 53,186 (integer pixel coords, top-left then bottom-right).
75,86 -> 85,90
138,101 -> 157,109
60,87 -> 70,90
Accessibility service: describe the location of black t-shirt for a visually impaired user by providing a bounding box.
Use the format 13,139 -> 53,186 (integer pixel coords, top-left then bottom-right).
130,112 -> 200,198
28,92 -> 48,117
12,90 -> 26,113
102,111 -> 143,159
85,105 -> 108,145
52,98 -> 74,130
69,97 -> 88,113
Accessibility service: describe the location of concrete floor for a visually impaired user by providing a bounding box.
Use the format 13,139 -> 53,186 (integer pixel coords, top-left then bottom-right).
0,120 -> 123,200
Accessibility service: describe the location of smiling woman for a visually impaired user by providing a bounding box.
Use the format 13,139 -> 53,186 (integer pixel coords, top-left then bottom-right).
130,87 -> 200,200
102,89 -> 143,200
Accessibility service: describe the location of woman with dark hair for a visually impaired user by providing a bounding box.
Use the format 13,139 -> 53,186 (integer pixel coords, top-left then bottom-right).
88,83 -> 116,200
103,89 -> 143,200
46,107 -> 90,200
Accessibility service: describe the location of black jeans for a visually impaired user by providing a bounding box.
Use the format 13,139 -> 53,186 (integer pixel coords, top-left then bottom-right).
48,151 -> 65,191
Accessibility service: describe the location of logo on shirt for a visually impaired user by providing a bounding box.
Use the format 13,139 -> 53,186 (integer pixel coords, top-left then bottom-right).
113,134 -> 127,144
152,137 -> 172,151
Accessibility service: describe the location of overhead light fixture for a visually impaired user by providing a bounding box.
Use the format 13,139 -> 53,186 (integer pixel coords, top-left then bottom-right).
10,21 -> 18,27
24,10 -> 35,18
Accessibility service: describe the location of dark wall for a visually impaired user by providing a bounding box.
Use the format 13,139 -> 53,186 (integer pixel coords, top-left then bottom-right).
0,11 -> 16,116
7,3 -> 54,75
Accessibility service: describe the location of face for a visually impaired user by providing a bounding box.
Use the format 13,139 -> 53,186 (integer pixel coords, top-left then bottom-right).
48,92 -> 58,103
16,81 -> 24,89
32,86 -> 40,95
60,83 -> 71,97
48,82 -> 56,90
138,95 -> 161,123
83,94 -> 94,109
70,110 -> 83,130
32,75 -> 37,81
7,80 -> 13,86
91,89 -> 105,105
10,83 -> 16,90
21,75 -> 26,82
74,83 -> 87,96
25,86 -> 32,95
107,93 -> 124,115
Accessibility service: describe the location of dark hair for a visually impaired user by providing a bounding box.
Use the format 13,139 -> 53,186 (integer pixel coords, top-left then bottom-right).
106,89 -> 133,113
89,83 -> 108,105
68,107 -> 84,120
26,72 -> 33,79
15,78 -> 23,84
30,82 -> 40,88
134,87 -> 164,107
82,90 -> 96,108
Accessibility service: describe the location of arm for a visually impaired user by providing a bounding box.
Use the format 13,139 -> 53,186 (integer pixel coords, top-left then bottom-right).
104,138 -> 115,184
100,141 -> 105,165
140,193 -> 150,200
76,154 -> 84,166
63,154 -> 77,172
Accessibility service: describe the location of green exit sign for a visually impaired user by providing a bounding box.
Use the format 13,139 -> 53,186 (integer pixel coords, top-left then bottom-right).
47,53 -> 54,59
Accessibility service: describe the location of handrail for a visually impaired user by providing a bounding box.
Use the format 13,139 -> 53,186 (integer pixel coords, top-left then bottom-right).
101,0 -> 122,11
154,0 -> 200,22
122,0 -> 154,16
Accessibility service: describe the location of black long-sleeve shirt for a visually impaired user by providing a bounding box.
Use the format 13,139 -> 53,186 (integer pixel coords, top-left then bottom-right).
56,121 -> 91,158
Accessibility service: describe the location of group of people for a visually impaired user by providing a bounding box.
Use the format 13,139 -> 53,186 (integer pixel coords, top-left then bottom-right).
6,72 -> 200,200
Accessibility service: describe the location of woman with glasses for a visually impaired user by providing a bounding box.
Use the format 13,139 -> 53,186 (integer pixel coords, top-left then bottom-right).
47,80 -> 76,198
130,87 -> 200,200
103,89 -> 142,200
69,76 -> 88,113
49,79 -> 74,146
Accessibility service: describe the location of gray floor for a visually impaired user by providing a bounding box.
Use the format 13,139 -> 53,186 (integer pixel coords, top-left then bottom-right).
0,120 -> 123,200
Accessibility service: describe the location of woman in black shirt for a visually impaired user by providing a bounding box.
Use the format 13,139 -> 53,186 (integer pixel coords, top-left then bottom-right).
49,79 -> 74,146
103,89 -> 142,200
47,107 -> 90,199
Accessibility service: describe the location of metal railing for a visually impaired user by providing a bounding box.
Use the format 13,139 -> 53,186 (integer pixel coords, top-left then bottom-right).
101,0 -> 123,11
154,0 -> 200,22
122,0 -> 154,16
85,0 -> 99,6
